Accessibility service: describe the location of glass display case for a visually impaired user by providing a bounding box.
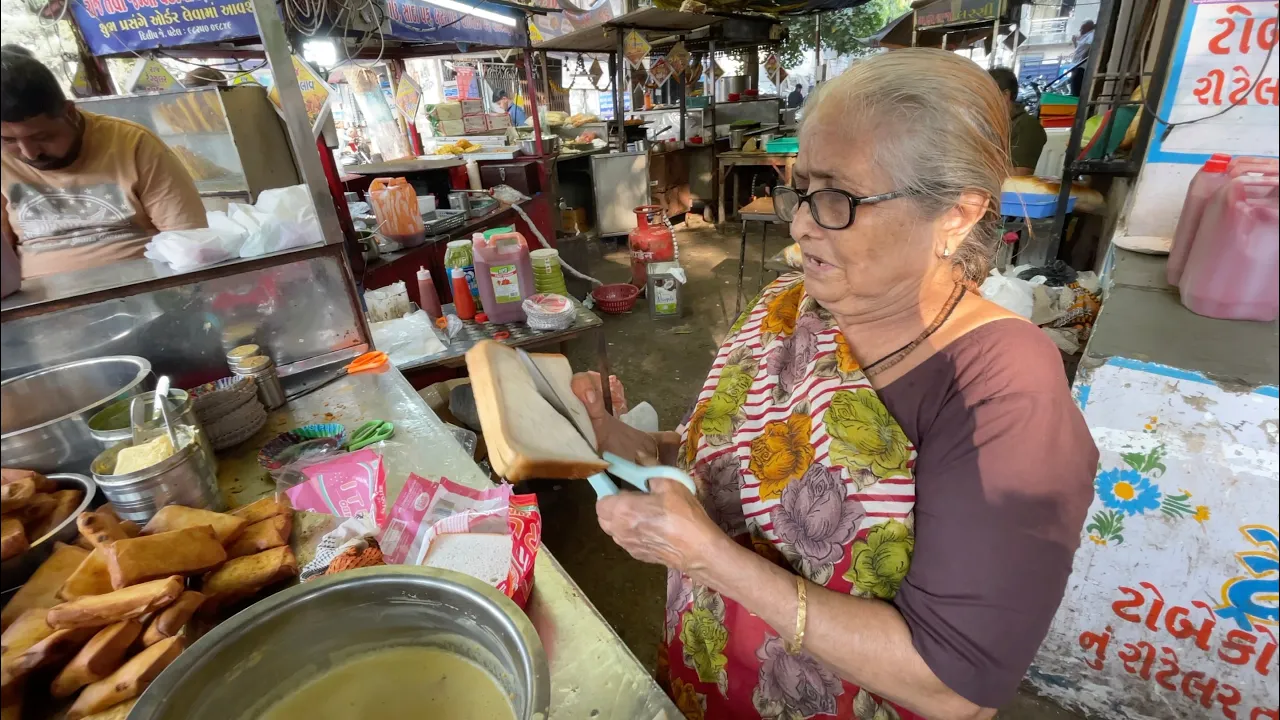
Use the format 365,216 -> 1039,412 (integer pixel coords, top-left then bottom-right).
79,86 -> 300,201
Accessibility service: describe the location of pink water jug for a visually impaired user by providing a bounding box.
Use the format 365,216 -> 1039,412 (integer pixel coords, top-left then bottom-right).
1179,173 -> 1279,321
473,230 -> 535,324
1167,155 -> 1279,286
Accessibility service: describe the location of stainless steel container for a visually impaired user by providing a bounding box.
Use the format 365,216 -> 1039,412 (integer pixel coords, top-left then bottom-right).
90,428 -> 224,523
449,190 -> 472,215
730,128 -> 746,150
225,344 -> 260,371
131,566 -> 551,720
231,355 -> 285,410
87,389 -> 216,469
518,136 -> 561,156
716,75 -> 748,102
0,473 -> 95,592
0,356 -> 153,473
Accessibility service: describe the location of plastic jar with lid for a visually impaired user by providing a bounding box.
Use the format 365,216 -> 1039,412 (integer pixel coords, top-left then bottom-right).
444,239 -> 480,305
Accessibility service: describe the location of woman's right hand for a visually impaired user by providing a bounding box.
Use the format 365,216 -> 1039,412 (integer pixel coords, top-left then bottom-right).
570,372 -> 661,465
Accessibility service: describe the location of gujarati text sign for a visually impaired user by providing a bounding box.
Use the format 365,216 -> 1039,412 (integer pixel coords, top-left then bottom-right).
386,0 -> 525,48
70,0 -> 258,56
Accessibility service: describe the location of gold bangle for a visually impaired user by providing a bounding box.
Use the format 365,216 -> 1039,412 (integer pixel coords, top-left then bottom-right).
787,575 -> 808,655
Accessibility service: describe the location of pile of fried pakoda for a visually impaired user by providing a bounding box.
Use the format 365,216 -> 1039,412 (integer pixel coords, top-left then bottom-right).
2,470 -> 84,562
1,497 -> 297,720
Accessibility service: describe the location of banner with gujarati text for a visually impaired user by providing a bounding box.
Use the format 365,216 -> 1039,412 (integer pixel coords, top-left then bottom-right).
69,0 -> 258,56
385,0 -> 525,48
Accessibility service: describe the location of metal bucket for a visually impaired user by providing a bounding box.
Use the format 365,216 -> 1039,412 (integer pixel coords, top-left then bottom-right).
1,356 -> 152,473
87,389 -> 215,465
90,428 -> 224,524
0,473 -> 96,593
130,566 -> 550,720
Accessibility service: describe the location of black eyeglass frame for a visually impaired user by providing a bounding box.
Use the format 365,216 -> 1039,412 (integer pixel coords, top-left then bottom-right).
771,185 -> 910,230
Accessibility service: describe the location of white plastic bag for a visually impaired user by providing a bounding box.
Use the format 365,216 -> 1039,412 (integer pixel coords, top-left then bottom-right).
237,185 -> 323,258
980,268 -> 1043,319
144,227 -> 246,269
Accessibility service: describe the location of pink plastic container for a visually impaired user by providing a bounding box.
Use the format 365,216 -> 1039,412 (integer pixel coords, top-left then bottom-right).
1167,154 -> 1231,286
473,231 -> 535,324
1179,173 -> 1279,321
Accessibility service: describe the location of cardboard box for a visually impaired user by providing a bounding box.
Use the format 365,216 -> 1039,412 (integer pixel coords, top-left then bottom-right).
462,115 -> 488,134
460,98 -> 484,115
434,101 -> 463,120
439,119 -> 465,136
485,112 -> 511,129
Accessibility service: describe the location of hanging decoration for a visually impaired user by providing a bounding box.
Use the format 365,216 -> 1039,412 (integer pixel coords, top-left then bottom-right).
128,58 -> 182,93
266,56 -> 335,138
763,52 -> 781,84
712,60 -> 726,80
628,62 -> 650,90
686,60 -> 704,85
649,58 -> 672,88
588,57 -> 605,88
394,73 -> 422,122
623,30 -> 651,67
665,42 -> 690,75
69,63 -> 94,98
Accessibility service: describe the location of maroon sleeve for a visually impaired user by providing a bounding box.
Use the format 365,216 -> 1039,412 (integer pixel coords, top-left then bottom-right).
889,326 -> 1097,708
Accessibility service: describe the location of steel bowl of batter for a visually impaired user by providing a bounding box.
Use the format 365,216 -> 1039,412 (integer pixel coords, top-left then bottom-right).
131,565 -> 551,720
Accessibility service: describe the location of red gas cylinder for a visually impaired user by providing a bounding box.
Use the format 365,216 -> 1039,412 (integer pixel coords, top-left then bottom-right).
628,205 -> 675,287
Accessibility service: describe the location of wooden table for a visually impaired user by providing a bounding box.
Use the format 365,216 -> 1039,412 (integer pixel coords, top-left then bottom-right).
717,150 -> 797,226
736,196 -> 786,316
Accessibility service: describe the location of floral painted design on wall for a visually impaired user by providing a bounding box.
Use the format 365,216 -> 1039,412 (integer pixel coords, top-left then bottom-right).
1087,445 -> 1210,546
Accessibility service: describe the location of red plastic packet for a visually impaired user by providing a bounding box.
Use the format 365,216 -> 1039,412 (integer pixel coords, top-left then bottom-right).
380,474 -> 541,608
281,449 -> 388,527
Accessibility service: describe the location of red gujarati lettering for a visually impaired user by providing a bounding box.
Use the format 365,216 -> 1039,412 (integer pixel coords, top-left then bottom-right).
1180,670 -> 1218,709
1220,629 -> 1260,666
1113,585 -> 1148,623
1195,69 -> 1228,105
1154,646 -> 1181,691
1217,683 -> 1243,720
82,0 -> 104,16
1079,626 -> 1113,671
1258,76 -> 1280,106
1252,709 -> 1280,720
1141,582 -> 1166,631
1119,641 -> 1158,680
1165,600 -> 1217,651
1257,637 -> 1278,677
1229,65 -> 1254,105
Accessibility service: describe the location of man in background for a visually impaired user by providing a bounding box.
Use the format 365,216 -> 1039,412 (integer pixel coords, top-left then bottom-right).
786,85 -> 804,109
493,89 -> 527,126
1,47 -> 206,280
1070,20 -> 1096,97
989,67 -> 1047,176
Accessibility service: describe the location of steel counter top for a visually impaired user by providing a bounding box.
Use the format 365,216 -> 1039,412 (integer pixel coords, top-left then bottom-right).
214,366 -> 678,720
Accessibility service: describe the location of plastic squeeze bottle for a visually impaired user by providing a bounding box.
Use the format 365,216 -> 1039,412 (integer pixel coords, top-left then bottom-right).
416,266 -> 442,320
451,267 -> 476,320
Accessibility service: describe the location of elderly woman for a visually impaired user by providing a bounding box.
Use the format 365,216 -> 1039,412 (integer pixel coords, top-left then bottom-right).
571,49 -> 1097,720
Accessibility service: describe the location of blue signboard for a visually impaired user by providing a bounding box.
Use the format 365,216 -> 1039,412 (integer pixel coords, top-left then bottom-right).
385,0 -> 526,48
69,0 -> 259,56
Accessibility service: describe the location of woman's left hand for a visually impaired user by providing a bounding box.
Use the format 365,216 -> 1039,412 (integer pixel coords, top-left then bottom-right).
596,477 -> 726,576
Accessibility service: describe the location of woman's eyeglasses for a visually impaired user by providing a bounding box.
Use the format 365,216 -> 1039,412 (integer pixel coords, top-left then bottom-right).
771,185 -> 908,230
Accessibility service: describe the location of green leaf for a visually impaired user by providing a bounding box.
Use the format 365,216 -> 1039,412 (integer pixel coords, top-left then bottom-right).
776,0 -> 913,69
1120,451 -> 1147,472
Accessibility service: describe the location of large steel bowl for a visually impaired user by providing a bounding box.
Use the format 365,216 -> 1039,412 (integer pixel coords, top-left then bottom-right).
0,473 -> 96,592
131,566 -> 551,720
0,356 -> 152,473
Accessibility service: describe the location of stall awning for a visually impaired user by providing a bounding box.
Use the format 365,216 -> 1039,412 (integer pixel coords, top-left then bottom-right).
860,2 -> 1023,49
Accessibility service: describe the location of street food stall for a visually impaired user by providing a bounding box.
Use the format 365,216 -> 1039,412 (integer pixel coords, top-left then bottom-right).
0,0 -> 682,717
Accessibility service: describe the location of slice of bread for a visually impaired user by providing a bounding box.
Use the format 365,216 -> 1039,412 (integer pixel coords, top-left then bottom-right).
466,340 -> 609,481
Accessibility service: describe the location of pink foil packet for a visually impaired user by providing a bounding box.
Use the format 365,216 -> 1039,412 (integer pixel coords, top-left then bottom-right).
282,448 -> 388,527
380,474 -> 542,608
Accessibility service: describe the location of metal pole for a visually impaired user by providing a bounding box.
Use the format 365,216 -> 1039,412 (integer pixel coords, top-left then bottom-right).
911,10 -> 919,47
614,29 -> 627,148
522,50 -> 545,154
1048,0 -> 1118,246
249,0 -> 345,246
989,15 -> 1001,68
1127,0 -> 1187,165
678,37 -> 687,142
814,16 -> 822,84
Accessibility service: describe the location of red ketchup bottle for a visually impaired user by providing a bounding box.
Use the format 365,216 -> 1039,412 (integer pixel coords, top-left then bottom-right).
451,267 -> 476,320
416,266 -> 443,320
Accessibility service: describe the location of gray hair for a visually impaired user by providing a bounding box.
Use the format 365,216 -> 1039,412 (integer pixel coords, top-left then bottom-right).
804,49 -> 1010,283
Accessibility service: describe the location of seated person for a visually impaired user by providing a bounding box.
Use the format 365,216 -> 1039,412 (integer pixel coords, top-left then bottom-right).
988,67 -> 1047,176
1,46 -> 206,280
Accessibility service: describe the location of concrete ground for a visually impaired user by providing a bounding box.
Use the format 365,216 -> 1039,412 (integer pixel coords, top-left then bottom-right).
537,218 -> 1085,720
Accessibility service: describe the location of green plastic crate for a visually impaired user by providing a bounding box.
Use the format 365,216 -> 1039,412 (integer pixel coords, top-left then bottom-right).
766,137 -> 799,153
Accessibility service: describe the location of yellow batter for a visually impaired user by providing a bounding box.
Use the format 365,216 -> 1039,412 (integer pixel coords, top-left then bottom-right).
258,646 -> 517,720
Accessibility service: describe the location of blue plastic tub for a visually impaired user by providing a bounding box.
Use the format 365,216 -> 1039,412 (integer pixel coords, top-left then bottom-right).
1001,191 -> 1075,219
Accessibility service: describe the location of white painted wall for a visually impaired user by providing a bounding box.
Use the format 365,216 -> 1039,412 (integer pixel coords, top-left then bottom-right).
1030,358 -> 1280,719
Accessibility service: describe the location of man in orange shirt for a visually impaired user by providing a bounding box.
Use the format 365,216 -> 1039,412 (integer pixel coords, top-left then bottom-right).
1,47 -> 206,281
